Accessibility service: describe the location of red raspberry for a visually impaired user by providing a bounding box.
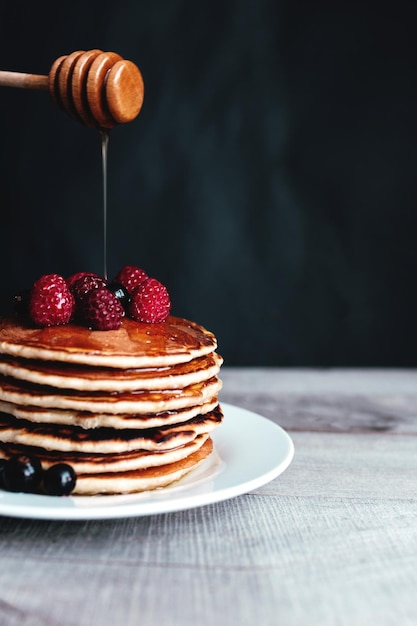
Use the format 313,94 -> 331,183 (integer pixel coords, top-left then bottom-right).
129,277 -> 171,323
80,287 -> 124,330
115,265 -> 148,294
29,274 -> 75,327
70,274 -> 108,302
66,271 -> 101,290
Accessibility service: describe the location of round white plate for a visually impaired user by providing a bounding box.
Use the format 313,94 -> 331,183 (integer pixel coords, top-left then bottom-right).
0,403 -> 294,520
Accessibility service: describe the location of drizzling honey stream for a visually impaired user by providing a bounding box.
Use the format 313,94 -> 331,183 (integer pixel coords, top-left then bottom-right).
0,49 -> 145,278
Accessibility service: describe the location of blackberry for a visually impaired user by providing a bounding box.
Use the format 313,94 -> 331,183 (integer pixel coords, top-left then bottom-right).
43,464 -> 77,496
107,282 -> 131,308
2,455 -> 43,493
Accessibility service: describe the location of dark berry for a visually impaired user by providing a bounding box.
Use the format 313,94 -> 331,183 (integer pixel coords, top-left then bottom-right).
129,277 -> 171,323
29,274 -> 75,327
107,282 -> 131,308
0,458 -> 8,489
2,455 -> 43,493
43,464 -> 77,496
115,265 -> 148,294
13,289 -> 31,318
80,287 -> 125,330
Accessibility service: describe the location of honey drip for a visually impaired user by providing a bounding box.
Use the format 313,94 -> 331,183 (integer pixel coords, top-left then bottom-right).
100,129 -> 110,280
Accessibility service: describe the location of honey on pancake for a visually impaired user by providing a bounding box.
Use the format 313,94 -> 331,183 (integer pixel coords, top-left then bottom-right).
0,317 -> 218,367
0,315 -> 223,494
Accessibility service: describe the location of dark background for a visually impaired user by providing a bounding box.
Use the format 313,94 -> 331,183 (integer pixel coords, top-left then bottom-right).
1,1 -> 417,366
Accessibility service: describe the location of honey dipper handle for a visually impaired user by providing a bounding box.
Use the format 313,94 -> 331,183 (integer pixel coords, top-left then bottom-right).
0,71 -> 49,90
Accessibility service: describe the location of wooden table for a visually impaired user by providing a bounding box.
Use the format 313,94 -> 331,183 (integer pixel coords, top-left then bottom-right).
0,368 -> 416,625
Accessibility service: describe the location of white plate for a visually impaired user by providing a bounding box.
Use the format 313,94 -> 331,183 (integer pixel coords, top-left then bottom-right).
0,403 -> 294,520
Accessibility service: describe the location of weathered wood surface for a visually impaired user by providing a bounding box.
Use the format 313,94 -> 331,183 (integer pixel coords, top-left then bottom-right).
221,367 -> 417,433
1,368 -> 416,626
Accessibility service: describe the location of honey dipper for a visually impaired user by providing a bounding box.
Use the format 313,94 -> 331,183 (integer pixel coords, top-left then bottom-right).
0,49 -> 144,129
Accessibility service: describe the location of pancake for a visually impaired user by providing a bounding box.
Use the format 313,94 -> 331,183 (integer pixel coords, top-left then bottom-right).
0,315 -> 223,495
0,433 -> 211,473
0,407 -> 223,453
0,376 -> 222,414
73,437 -> 214,495
0,316 -> 217,367
0,352 -> 223,391
0,398 -> 219,429
0,436 -> 215,494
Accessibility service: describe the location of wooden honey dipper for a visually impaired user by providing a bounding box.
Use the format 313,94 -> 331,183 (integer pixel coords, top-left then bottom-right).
0,49 -> 144,129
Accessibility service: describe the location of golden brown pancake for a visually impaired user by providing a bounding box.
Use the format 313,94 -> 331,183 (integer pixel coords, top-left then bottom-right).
0,315 -> 223,494
0,433 -> 211,474
0,352 -> 223,391
0,376 -> 222,414
0,437 -> 215,494
0,407 -> 223,453
0,316 -> 218,367
73,437 -> 214,494
0,398 -> 219,429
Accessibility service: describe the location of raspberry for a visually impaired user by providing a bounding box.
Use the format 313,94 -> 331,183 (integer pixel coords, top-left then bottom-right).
115,265 -> 148,294
80,287 -> 124,330
66,271 -> 101,290
70,274 -> 108,302
29,274 -> 75,327
129,277 -> 171,323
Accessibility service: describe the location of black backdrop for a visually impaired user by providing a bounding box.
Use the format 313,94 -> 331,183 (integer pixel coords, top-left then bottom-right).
1,1 -> 417,366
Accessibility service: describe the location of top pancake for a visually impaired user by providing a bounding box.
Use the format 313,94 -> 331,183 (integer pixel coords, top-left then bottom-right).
0,316 -> 217,368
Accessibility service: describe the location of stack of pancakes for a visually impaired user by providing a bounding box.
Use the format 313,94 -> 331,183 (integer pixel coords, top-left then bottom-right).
0,316 -> 223,495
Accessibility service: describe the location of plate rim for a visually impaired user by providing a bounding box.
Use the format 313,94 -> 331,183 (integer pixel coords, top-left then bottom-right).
0,403 -> 294,521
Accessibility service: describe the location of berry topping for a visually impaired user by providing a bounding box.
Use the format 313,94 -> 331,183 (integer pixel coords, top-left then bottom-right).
16,265 -> 171,330
81,287 -> 125,330
107,282 -> 131,307
66,271 -> 101,290
115,265 -> 148,294
129,277 -> 171,323
1,454 -> 43,493
43,463 -> 77,496
29,274 -> 75,327
70,274 -> 108,301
